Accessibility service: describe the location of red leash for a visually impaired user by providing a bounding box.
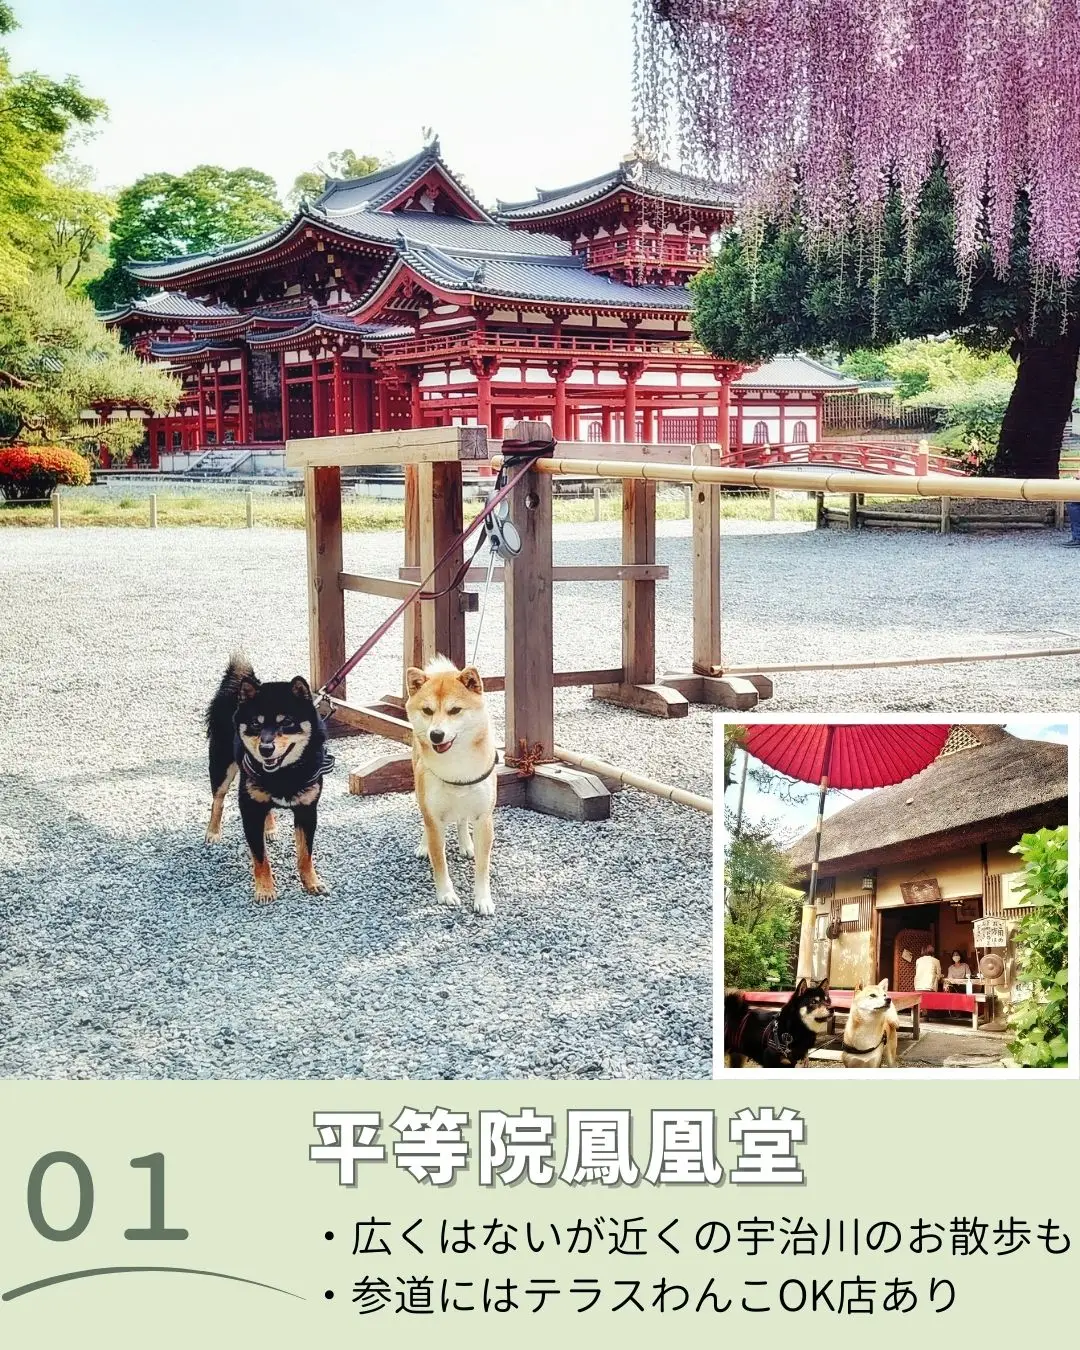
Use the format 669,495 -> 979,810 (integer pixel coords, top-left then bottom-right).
315,448 -> 544,703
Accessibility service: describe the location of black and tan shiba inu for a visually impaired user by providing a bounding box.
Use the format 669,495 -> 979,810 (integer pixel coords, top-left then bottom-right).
405,656 -> 498,916
724,979 -> 832,1067
204,655 -> 330,903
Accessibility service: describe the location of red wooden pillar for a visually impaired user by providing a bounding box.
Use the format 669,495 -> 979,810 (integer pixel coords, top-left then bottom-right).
376,376 -> 390,431
552,370 -> 566,440
332,351 -> 345,436
196,369 -> 207,447
279,355 -> 290,443
696,402 -> 706,442
409,373 -> 423,428
601,405 -> 613,442
213,367 -> 224,444
475,362 -> 492,432
238,356 -> 251,444
312,366 -> 326,438
643,405 -> 656,444
620,361 -> 643,443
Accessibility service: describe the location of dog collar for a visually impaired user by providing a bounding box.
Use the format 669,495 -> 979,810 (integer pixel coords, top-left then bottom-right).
842,1030 -> 889,1056
429,752 -> 499,788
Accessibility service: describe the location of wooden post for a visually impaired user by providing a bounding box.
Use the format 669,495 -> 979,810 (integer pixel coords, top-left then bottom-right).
246,490 -> 255,529
848,492 -> 858,529
401,467 -> 424,679
505,460 -> 554,759
594,478 -> 688,718
940,495 -> 952,535
593,485 -> 601,521
51,490 -> 61,528
149,493 -> 158,528
414,460 -> 465,669
769,488 -> 776,520
685,484 -> 692,518
659,380 -> 772,710
304,466 -> 346,695
504,459 -> 609,820
815,491 -> 826,528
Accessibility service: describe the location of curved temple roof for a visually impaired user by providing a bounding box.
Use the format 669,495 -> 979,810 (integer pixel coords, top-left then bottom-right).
118,144 -> 734,312
496,158 -> 738,219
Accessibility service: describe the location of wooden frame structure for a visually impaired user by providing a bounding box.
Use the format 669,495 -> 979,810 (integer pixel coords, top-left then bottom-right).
292,427 -> 1080,825
287,423 -> 758,823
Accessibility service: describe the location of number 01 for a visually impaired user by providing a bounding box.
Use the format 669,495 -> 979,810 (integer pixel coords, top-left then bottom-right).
27,1152 -> 188,1241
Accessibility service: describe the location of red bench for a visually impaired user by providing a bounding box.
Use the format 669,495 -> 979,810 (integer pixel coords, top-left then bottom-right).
916,991 -> 991,1030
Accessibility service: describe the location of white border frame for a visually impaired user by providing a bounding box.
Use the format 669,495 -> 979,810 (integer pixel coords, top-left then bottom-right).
713,712 -> 1079,1080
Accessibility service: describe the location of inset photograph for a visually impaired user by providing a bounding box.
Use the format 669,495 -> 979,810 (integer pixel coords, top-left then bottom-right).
719,718 -> 1073,1073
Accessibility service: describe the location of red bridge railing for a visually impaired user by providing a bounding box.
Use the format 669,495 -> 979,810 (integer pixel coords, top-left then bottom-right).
720,440 -> 967,477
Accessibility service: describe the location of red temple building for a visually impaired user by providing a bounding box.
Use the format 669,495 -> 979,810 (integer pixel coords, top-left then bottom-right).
101,142 -> 854,468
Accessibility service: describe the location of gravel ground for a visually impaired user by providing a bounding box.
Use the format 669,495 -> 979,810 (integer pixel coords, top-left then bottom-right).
2,516 -> 1076,1080
719,518 -> 1080,710
0,520 -> 714,1080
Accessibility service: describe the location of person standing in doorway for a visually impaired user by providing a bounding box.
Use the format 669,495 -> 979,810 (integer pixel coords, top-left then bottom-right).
914,944 -> 942,992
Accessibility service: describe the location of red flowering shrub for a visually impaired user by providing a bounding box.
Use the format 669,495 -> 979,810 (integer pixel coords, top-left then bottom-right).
0,445 -> 92,503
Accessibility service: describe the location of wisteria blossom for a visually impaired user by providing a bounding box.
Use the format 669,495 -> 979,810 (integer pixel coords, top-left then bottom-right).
634,0 -> 1080,279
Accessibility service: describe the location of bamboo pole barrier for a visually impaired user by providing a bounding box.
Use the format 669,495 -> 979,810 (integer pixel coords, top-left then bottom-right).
553,745 -> 713,814
492,456 -> 1080,501
720,645 -> 1080,676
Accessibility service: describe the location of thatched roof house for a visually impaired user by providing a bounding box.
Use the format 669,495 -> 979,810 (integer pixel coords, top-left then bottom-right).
786,725 -> 1067,878
784,725 -> 1068,993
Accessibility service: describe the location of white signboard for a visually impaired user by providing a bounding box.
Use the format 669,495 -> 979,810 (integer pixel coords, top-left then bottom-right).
973,917 -> 1007,949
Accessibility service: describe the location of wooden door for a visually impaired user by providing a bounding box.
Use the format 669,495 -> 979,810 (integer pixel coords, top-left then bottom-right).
893,926 -> 933,991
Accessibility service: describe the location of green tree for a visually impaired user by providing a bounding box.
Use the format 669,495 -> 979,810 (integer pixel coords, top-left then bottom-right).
0,275 -> 179,461
0,3 -> 102,291
1008,826 -> 1069,1069
693,165 -> 1078,478
90,165 -> 287,308
288,148 -> 384,208
37,153 -> 115,291
724,817 -> 802,989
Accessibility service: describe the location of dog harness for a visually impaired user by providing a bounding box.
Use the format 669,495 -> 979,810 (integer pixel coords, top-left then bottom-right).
731,1009 -> 795,1066
241,745 -> 335,800
428,752 -> 499,788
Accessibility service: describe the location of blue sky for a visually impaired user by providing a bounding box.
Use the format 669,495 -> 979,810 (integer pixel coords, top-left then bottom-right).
727,719 -> 1070,838
7,1 -> 634,202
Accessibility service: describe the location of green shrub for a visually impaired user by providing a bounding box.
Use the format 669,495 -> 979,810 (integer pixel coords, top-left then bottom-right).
1008,826 -> 1068,1068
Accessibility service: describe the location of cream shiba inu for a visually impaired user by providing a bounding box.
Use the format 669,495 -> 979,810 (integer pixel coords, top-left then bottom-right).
405,657 -> 498,916
841,978 -> 899,1068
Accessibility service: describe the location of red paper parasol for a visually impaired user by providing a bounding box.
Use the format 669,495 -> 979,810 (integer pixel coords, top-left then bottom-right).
743,723 -> 951,912
745,724 -> 951,791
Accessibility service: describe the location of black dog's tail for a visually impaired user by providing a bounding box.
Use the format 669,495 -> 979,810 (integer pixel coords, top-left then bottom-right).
204,653 -> 256,736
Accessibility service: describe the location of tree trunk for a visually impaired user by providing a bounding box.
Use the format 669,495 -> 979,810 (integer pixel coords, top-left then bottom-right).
995,327 -> 1080,478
